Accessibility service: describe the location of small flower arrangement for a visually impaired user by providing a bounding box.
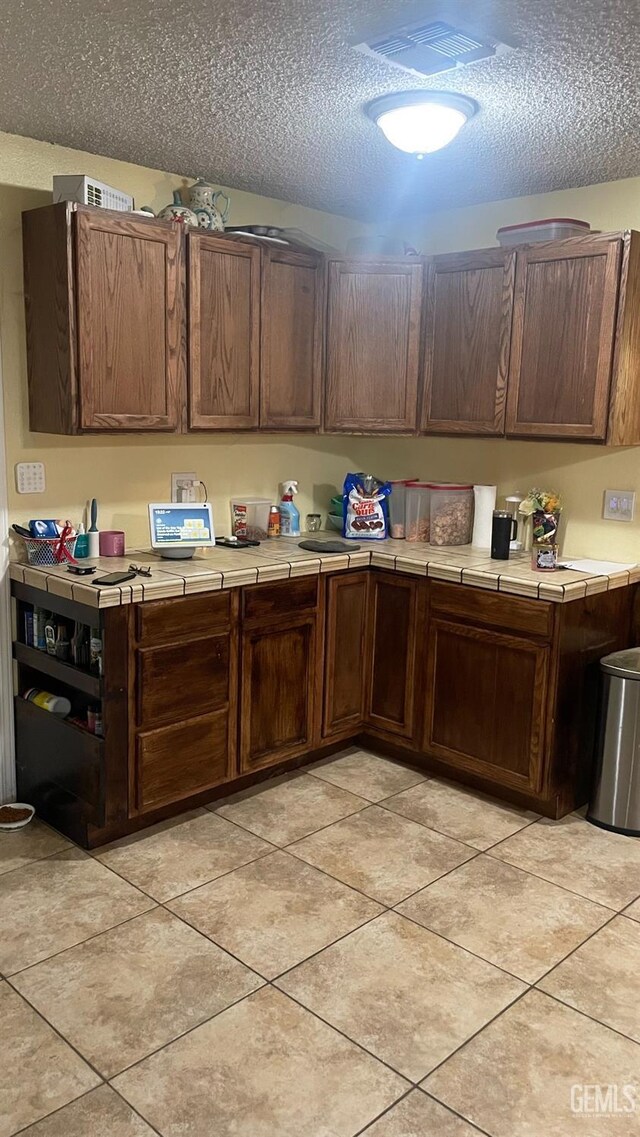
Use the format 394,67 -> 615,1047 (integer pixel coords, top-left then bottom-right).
519,489 -> 562,546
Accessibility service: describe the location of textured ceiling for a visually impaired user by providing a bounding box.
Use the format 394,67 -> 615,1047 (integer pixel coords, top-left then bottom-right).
1,0 -> 639,220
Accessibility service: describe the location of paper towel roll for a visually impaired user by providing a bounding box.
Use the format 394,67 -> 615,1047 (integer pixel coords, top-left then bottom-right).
472,485 -> 497,548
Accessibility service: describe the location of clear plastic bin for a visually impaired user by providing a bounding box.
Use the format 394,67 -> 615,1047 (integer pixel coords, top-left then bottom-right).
496,218 -> 590,246
405,483 -> 431,542
388,479 -> 418,539
230,497 -> 271,540
429,484 -> 473,546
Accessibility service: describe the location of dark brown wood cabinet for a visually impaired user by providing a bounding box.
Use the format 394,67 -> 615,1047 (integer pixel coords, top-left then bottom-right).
260,246 -> 324,429
322,571 -> 369,738
23,203 -> 184,433
325,259 -> 423,432
188,233 -> 261,429
366,572 -> 420,741
506,235 -> 622,440
421,248 -> 515,435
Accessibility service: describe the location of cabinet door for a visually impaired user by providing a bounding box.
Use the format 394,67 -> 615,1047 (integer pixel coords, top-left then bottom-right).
188,234 -> 260,429
240,614 -> 317,772
421,249 -> 514,435
366,573 -> 419,740
323,572 -> 369,738
425,618 -> 549,793
75,210 -> 183,431
325,260 -> 423,432
506,237 -> 622,439
261,248 -> 324,428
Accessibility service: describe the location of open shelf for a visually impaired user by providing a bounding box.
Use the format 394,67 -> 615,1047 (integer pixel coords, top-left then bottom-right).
13,642 -> 102,698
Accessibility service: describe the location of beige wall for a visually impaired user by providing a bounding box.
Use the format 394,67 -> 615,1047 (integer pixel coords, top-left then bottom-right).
0,131 -> 372,547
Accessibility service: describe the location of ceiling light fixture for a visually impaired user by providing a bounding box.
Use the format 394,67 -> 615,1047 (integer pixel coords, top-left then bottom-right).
366,90 -> 478,157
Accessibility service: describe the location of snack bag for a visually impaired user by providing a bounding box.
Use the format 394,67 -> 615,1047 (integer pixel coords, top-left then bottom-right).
343,473 -> 391,540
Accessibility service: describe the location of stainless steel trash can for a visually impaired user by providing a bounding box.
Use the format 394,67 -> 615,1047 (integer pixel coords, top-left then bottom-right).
588,647 -> 640,836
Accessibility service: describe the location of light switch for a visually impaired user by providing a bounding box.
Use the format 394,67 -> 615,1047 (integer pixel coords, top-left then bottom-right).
15,462 -> 46,494
603,489 -> 636,522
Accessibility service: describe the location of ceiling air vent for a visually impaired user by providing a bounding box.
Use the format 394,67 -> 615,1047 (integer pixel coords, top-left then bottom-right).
354,19 -> 512,78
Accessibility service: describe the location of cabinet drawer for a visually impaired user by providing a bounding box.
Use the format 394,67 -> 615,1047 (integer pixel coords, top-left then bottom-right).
136,709 -> 231,812
136,591 -> 232,646
242,576 -> 318,622
137,633 -> 230,728
430,581 -> 553,638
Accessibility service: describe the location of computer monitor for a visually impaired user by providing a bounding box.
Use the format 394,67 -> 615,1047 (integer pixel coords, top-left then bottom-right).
148,503 -> 215,559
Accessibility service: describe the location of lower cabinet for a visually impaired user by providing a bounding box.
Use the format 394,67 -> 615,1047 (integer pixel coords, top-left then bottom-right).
240,613 -> 318,772
136,710 -> 231,812
323,572 -> 369,738
366,572 -> 420,741
424,617 -> 549,793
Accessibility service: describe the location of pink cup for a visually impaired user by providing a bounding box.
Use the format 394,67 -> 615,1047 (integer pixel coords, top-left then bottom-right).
99,530 -> 125,557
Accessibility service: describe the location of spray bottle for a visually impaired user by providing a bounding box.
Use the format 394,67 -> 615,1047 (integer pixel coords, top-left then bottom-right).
279,480 -> 301,537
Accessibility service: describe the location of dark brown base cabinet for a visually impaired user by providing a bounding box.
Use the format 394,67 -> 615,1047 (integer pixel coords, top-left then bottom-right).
12,572 -> 634,847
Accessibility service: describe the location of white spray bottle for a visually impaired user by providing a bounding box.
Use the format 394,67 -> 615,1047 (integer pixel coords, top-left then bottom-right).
279,480 -> 301,537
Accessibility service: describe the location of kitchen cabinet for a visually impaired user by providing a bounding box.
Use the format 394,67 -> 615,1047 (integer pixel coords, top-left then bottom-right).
325,259 -> 423,432
23,203 -> 184,433
188,232 -> 261,429
421,248 -> 515,435
322,571 -> 369,738
366,572 -> 420,741
260,246 -> 324,429
506,235 -> 621,440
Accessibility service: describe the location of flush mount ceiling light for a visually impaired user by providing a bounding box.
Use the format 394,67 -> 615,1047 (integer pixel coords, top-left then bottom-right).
366,90 -> 478,157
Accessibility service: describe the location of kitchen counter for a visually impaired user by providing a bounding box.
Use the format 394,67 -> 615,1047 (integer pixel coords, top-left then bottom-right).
10,538 -> 640,607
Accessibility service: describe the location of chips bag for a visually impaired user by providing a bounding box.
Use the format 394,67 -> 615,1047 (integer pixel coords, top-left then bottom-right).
343,473 -> 391,540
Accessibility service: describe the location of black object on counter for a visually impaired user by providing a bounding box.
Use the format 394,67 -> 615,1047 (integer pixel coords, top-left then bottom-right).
215,537 -> 261,548
491,510 -> 517,560
298,540 -> 360,553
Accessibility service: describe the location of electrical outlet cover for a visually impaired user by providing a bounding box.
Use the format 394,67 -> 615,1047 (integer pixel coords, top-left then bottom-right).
15,462 -> 46,493
603,489 -> 636,522
171,472 -> 197,502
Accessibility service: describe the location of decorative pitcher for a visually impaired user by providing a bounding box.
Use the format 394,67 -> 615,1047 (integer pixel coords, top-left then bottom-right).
157,190 -> 199,227
185,178 -> 230,230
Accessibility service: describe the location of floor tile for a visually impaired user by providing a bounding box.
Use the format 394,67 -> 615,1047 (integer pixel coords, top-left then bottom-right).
276,912 -> 524,1081
95,808 -> 273,901
11,907 -> 262,1077
397,855 -> 612,982
0,849 -> 155,975
168,849 -> 382,979
625,897 -> 640,922
113,985 -> 408,1137
489,812 -> 640,909
18,1085 -> 156,1136
0,819 -> 71,876
423,990 -> 640,1137
382,778 -> 538,850
212,772 -> 366,845
362,1090 -> 484,1136
288,806 -> 474,905
307,749 -> 426,803
0,982 -> 99,1137
538,916 -> 640,1042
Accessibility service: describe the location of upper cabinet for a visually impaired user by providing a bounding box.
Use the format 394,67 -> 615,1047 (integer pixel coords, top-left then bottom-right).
260,247 -> 324,429
506,235 -> 622,440
324,259 -> 423,433
420,248 -> 515,436
24,203 -> 184,433
188,233 -> 261,430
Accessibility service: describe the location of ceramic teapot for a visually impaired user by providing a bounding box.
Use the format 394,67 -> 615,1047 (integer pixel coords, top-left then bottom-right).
185,178 -> 230,230
157,190 -> 198,227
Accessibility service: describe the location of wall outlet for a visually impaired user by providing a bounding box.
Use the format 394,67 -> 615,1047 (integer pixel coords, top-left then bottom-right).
15,462 -> 46,493
171,472 -> 197,502
603,489 -> 636,522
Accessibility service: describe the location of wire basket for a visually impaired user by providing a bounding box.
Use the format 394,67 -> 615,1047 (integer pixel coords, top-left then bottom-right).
21,535 -> 77,566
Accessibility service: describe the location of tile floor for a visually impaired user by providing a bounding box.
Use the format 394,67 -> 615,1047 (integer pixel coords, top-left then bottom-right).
1,748 -> 640,1137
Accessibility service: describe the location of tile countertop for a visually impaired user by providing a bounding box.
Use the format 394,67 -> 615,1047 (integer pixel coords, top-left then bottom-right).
9,539 -> 640,608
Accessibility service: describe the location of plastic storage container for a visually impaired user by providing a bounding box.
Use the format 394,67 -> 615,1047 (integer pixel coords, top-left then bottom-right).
496,218 -> 590,246
405,483 -> 431,543
429,484 -> 473,546
230,497 -> 271,541
388,479 -> 418,539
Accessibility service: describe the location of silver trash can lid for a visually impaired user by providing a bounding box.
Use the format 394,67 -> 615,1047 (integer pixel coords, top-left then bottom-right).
601,647 -> 640,679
